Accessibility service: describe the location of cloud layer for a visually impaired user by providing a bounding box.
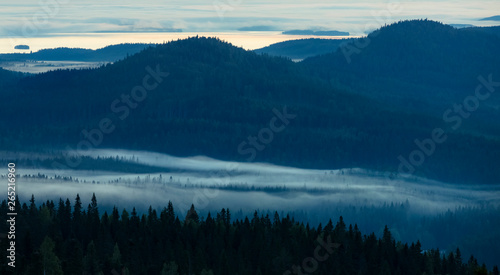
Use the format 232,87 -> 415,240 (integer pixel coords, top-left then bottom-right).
1,0 -> 499,37
11,149 -> 500,217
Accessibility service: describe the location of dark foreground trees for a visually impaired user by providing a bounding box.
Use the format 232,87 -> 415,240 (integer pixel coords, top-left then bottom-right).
0,194 -> 497,275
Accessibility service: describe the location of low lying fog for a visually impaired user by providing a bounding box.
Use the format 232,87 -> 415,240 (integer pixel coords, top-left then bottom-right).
8,149 -> 499,217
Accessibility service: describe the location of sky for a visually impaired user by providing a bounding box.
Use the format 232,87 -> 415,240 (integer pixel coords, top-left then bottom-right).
0,0 -> 499,51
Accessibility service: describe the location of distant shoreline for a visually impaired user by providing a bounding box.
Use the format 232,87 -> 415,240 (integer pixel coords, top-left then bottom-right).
0,31 -> 351,54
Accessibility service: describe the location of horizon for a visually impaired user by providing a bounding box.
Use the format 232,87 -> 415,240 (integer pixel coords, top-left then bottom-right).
1,0 -> 499,53
0,31 -> 352,54
0,18 -> 497,55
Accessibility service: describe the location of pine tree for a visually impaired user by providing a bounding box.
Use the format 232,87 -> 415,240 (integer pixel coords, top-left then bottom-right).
74,194 -> 82,220
29,194 -> 36,216
165,201 -> 175,224
83,241 -> 101,274
493,265 -> 499,275
161,261 -> 179,275
185,204 -> 199,225
39,236 -> 63,275
64,239 -> 84,275
111,243 -> 122,270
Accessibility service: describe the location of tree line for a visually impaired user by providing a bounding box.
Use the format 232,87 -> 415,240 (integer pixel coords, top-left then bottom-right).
1,194 -> 498,274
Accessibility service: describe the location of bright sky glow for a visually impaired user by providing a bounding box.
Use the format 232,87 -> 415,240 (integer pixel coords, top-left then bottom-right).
0,1 -> 498,52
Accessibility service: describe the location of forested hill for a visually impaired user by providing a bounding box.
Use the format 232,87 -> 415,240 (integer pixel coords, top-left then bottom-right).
1,22 -> 500,184
0,43 -> 153,62
463,25 -> 500,38
301,20 -> 500,120
0,68 -> 23,88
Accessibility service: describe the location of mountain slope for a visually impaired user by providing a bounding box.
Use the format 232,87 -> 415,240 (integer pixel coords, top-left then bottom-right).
1,32 -> 499,184
302,19 -> 500,133
0,67 -> 23,90
254,38 -> 354,60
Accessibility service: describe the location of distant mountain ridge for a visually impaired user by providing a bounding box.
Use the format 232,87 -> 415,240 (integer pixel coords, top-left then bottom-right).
282,29 -> 349,36
254,38 -> 354,60
0,43 -> 154,62
480,15 -> 500,21
1,20 -> 500,184
257,24 -> 500,61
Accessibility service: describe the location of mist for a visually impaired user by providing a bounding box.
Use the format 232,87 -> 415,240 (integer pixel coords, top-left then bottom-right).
5,149 -> 500,267
10,149 -> 500,216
